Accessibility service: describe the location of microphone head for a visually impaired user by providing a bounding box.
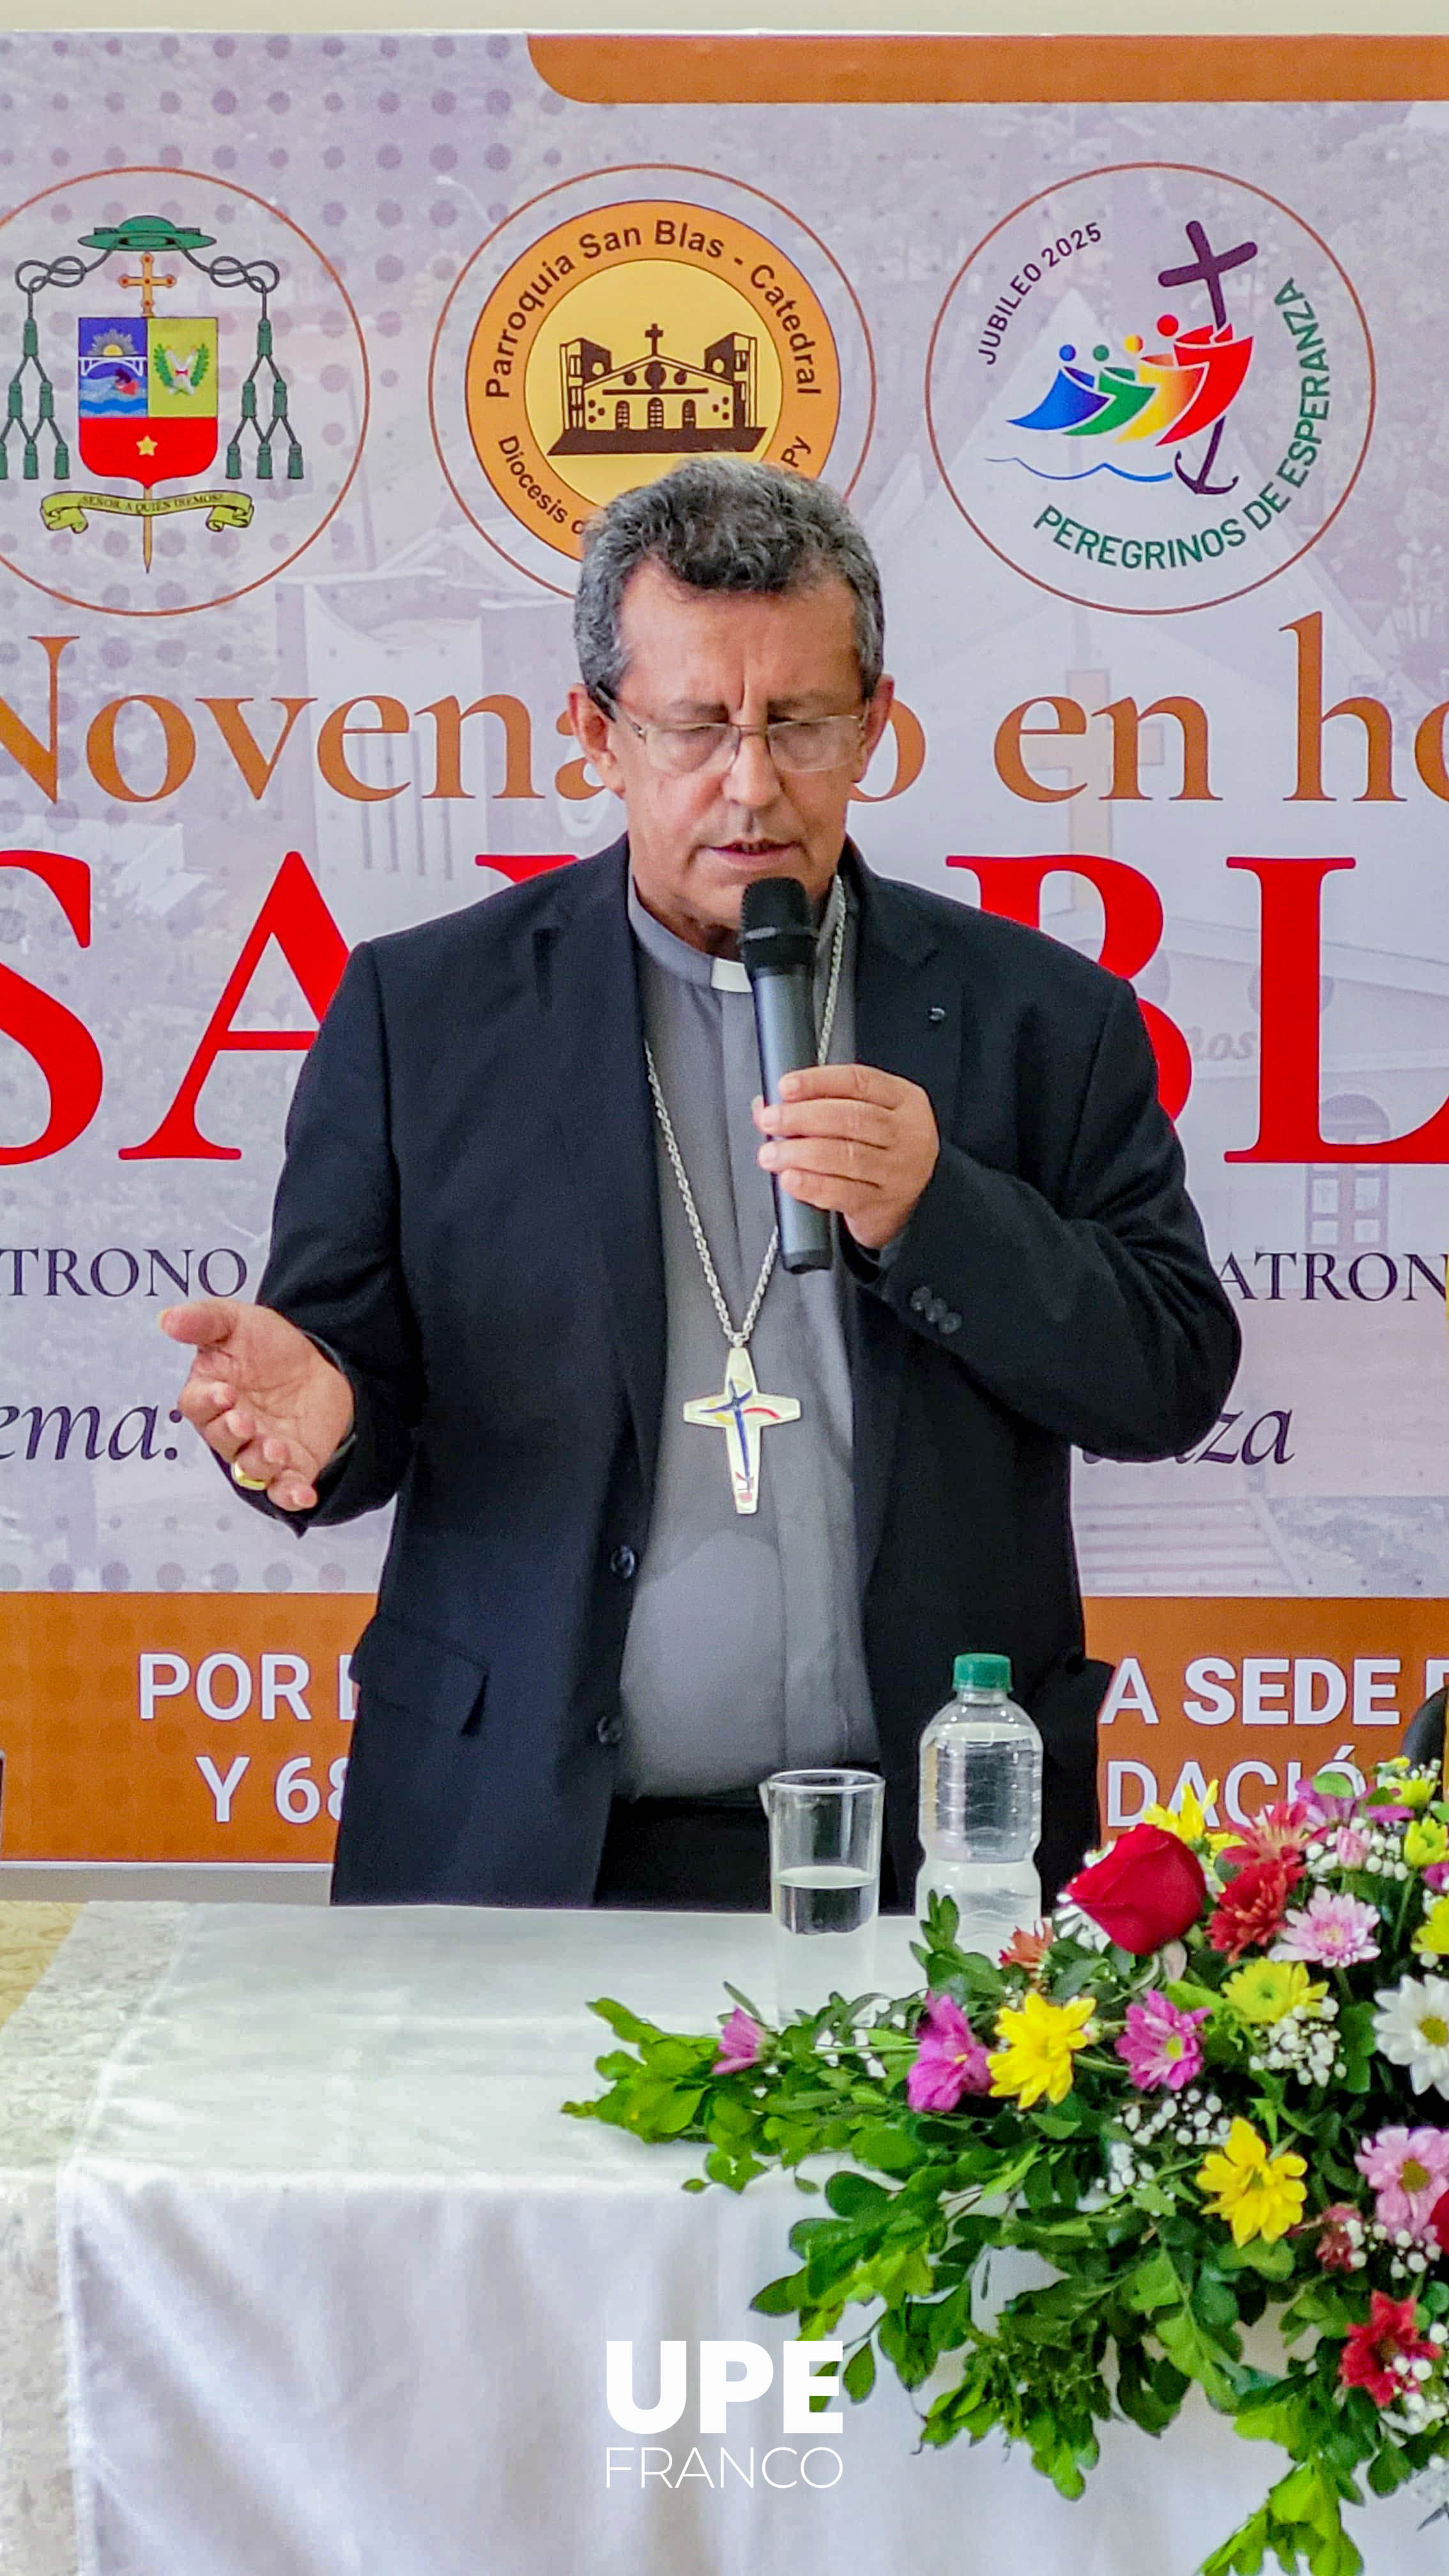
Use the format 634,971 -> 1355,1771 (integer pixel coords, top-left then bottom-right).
739,873 -> 816,976
740,874 -> 813,934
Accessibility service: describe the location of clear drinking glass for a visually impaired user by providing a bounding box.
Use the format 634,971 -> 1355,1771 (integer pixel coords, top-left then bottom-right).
758,1768 -> 885,2018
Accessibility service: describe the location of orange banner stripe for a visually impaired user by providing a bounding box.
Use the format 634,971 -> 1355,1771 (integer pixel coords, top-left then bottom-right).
528,34 -> 1449,106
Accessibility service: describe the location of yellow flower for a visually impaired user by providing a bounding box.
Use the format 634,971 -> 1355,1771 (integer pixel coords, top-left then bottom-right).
1415,1897 -> 1449,1959
1222,1959 -> 1326,2028
988,1990 -> 1096,2108
1399,1775 -> 1436,1812
1139,1781 -> 1236,1855
1406,1818 -> 1449,1869
1197,2119 -> 1307,2246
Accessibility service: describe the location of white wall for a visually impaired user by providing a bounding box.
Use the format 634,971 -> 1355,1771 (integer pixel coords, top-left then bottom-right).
0,4 -> 1443,40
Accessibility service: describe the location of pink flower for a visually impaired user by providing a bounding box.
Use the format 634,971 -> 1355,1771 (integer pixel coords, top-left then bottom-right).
1273,1889 -> 1380,1968
1333,1826 -> 1370,1870
712,2007 -> 763,2074
1295,1783 -> 1361,1830
906,1993 -> 992,2111
1426,1862 -> 1449,1896
1114,1989 -> 1209,2092
1220,1802 -> 1311,1870
1355,2126 -> 1449,2237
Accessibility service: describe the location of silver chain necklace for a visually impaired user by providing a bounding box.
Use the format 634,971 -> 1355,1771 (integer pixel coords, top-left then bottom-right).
641,889 -> 848,1516
643,888 -> 847,1349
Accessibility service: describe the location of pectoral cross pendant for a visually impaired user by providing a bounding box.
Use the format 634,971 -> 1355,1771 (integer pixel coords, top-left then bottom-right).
682,1343 -> 801,1515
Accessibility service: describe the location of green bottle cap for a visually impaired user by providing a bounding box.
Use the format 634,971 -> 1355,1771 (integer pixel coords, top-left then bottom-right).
953,1652 -> 1012,1694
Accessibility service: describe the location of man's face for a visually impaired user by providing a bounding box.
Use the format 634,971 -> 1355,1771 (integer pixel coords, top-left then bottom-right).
568,559 -> 893,955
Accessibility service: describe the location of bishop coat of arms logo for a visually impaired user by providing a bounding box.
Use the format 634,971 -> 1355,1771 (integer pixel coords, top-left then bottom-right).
3,211 -> 304,572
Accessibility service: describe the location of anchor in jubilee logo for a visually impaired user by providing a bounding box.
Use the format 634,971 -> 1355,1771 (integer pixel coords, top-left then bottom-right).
2,213 -> 305,571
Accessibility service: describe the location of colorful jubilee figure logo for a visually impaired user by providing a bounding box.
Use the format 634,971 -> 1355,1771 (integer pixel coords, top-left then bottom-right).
926,162 -> 1374,617
0,169 -> 368,617
430,165 -> 875,593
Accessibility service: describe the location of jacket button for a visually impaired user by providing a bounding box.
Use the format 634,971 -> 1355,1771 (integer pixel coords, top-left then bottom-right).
928,1296 -> 948,1327
595,1713 -> 624,1748
610,1544 -> 638,1581
940,1310 -> 962,1335
909,1285 -> 933,1315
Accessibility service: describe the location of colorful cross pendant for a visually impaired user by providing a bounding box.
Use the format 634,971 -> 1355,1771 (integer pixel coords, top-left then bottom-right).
682,1343 -> 801,1515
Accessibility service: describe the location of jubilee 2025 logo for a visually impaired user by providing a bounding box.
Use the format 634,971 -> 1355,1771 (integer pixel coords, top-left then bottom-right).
926,163 -> 1374,617
430,166 -> 875,594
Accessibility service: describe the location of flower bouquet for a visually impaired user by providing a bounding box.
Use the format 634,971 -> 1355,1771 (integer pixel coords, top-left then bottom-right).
566,1760 -> 1449,2576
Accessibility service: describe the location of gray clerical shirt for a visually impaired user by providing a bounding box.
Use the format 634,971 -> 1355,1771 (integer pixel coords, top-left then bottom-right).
618,872 -> 880,1797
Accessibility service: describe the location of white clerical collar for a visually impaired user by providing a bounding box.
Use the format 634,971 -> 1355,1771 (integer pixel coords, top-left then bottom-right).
627,872 -> 845,994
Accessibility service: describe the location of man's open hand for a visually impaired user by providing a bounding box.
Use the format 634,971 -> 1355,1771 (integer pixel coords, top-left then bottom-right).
754,1064 -> 939,1252
160,1300 -> 355,1514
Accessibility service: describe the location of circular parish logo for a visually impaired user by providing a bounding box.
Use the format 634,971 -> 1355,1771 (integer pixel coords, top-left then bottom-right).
431,166 -> 873,590
0,168 -> 367,618
926,163 -> 1374,615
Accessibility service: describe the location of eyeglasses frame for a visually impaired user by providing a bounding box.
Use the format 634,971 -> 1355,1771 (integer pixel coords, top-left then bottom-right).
592,692 -> 870,779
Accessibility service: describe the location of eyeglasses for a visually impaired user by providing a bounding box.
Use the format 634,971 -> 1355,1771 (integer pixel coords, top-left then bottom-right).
599,697 -> 867,779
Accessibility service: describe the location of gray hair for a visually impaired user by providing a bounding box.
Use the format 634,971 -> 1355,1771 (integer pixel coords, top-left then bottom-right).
574,460 -> 884,705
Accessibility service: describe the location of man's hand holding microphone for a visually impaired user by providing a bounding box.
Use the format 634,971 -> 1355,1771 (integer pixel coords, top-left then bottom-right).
160,874 -> 941,1523
160,1300 -> 355,1515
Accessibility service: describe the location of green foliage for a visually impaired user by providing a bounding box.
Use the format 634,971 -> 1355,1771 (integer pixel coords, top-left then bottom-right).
1200,2459 -> 1367,2576
564,1763 -> 1449,2573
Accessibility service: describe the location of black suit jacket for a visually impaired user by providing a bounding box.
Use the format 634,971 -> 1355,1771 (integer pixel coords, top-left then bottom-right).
252,838 -> 1239,1908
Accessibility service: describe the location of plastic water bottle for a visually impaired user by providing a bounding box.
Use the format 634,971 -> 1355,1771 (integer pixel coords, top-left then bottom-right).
915,1653 -> 1043,1961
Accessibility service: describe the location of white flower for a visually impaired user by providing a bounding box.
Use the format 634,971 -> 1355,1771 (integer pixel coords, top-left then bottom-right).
1372,1974 -> 1449,2096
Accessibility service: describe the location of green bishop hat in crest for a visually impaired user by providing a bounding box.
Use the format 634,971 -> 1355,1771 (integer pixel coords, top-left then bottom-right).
77,216 -> 217,255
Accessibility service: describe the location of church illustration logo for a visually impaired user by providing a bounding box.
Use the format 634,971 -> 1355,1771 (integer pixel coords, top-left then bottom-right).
0,172 -> 367,617
550,319 -> 764,459
926,165 -> 1374,616
431,169 -> 875,591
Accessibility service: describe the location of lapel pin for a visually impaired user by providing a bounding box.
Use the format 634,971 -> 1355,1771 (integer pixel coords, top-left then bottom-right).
927,1004 -> 946,1024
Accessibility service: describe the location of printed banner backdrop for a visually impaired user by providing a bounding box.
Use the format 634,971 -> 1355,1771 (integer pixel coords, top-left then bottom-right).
0,31 -> 1447,1864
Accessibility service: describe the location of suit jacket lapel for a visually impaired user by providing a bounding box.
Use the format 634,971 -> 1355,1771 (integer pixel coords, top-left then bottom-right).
848,848 -> 959,1129
536,839 -> 665,1493
847,850 -> 962,1588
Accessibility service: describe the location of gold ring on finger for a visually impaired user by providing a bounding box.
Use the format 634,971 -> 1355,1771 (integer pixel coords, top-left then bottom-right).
231,1463 -> 268,1491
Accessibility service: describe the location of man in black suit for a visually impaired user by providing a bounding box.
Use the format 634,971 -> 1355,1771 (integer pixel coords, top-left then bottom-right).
162,461 -> 1239,1912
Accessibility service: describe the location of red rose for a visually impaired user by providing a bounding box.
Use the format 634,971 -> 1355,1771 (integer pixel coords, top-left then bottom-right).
1064,1824 -> 1206,1954
1430,2190 -> 1449,2259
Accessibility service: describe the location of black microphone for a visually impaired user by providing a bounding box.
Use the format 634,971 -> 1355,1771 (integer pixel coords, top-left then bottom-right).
739,876 -> 833,1275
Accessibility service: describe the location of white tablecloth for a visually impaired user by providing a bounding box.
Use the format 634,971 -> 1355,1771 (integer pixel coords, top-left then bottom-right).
0,1901 -> 1443,2576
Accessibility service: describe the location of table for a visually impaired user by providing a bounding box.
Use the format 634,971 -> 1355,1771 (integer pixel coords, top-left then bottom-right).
0,1900 -> 1443,2576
